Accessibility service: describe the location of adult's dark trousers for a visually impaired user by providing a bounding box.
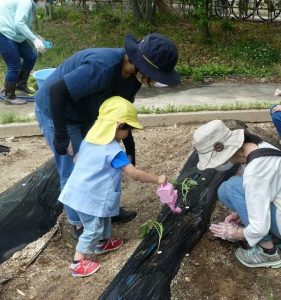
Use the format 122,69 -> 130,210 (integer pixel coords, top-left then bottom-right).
0,33 -> 37,83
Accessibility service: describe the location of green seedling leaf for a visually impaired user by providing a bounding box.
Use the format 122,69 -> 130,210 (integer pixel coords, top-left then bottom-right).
189,179 -> 198,187
139,223 -> 150,238
170,178 -> 178,187
180,177 -> 198,200
139,220 -> 164,252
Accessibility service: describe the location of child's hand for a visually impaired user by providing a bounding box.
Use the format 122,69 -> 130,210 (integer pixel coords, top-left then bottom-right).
73,153 -> 78,164
157,174 -> 167,185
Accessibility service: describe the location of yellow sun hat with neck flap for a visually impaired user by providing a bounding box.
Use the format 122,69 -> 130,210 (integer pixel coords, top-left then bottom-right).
86,96 -> 143,145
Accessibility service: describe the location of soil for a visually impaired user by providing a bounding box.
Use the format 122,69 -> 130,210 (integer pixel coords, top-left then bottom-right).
0,122 -> 281,300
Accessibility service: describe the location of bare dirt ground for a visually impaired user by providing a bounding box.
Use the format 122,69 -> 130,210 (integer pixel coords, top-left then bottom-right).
0,122 -> 281,300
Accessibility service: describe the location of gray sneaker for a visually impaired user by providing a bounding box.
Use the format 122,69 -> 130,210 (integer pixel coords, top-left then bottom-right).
4,98 -> 27,105
235,246 -> 281,268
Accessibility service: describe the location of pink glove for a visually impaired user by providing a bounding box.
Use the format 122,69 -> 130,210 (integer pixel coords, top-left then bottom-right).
209,222 -> 243,242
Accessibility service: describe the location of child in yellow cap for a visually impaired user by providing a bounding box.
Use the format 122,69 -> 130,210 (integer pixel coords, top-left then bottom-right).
58,96 -> 167,278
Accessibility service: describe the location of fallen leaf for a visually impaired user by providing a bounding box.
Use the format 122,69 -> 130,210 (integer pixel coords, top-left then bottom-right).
66,243 -> 73,249
16,289 -> 25,296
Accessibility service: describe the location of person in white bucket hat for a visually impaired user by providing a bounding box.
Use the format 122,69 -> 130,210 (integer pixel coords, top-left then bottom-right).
193,120 -> 281,268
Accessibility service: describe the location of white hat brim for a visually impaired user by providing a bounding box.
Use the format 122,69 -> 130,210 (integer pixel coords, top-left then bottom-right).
197,128 -> 244,170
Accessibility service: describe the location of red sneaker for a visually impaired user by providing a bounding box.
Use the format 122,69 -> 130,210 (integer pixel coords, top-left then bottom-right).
70,259 -> 100,278
94,238 -> 124,254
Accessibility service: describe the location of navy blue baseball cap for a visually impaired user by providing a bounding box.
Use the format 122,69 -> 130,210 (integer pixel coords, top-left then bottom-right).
124,33 -> 180,86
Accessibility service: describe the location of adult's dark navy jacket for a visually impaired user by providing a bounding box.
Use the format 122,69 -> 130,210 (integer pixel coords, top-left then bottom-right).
35,48 -> 141,160
35,48 -> 140,125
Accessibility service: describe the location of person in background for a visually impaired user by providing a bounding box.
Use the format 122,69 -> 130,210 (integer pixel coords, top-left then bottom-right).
0,0 -> 45,105
59,96 -> 167,277
44,0 -> 54,19
193,120 -> 281,268
34,32 -> 180,239
270,104 -> 281,142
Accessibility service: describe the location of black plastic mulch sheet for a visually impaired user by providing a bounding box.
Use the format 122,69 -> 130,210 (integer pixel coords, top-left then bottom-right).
99,150 -> 238,300
0,158 -> 62,263
0,144 -> 10,153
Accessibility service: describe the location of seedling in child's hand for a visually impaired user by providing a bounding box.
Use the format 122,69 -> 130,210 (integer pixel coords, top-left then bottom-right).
139,219 -> 163,253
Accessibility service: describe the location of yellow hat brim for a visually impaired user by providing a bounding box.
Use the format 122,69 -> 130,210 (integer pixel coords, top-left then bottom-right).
85,96 -> 144,145
86,119 -> 117,145
126,120 -> 143,130
86,119 -> 143,145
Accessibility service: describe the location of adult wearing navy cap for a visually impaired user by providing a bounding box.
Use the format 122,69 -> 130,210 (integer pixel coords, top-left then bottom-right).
125,33 -> 180,86
35,33 -> 180,238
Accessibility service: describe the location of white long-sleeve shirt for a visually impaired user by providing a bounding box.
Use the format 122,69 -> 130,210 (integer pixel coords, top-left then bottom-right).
0,0 -> 37,43
243,142 -> 281,246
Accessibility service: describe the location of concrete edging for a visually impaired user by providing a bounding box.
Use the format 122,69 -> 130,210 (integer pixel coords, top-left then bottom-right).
0,109 -> 272,138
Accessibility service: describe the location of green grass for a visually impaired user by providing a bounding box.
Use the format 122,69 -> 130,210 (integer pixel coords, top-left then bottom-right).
1,5 -> 280,81
0,101 -> 275,124
1,5 -> 281,90
136,101 -> 276,114
176,63 -> 272,81
0,112 -> 34,124
0,99 -> 276,125
217,40 -> 280,68
0,101 -> 277,124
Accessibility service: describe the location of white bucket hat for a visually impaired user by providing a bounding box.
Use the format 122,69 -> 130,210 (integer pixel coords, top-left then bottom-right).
193,120 -> 245,170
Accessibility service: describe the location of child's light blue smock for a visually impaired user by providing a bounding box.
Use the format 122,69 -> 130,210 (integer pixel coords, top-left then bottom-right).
59,140 -> 129,217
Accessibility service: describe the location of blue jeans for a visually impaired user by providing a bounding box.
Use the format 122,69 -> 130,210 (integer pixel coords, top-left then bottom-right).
218,176 -> 281,242
270,104 -> 281,138
35,104 -> 83,225
76,212 -> 111,254
0,33 -> 37,83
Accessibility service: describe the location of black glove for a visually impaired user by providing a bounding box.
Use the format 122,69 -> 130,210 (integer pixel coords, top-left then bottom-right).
49,79 -> 71,155
53,134 -> 70,155
123,131 -> 136,166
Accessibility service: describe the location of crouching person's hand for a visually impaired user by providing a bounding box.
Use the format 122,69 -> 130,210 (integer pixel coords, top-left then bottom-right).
224,212 -> 241,224
209,222 -> 244,242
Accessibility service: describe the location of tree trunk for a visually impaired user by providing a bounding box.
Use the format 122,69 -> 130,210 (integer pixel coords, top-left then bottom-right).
145,0 -> 154,23
201,0 -> 211,43
155,0 -> 181,18
45,2 -> 54,19
130,0 -> 144,22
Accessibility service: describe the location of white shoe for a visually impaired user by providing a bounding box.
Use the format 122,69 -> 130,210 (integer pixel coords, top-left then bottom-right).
154,82 -> 168,88
274,88 -> 281,96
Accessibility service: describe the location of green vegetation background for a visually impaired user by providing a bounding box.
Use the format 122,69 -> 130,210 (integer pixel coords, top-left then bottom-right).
1,4 -> 281,82
1,4 -> 281,123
